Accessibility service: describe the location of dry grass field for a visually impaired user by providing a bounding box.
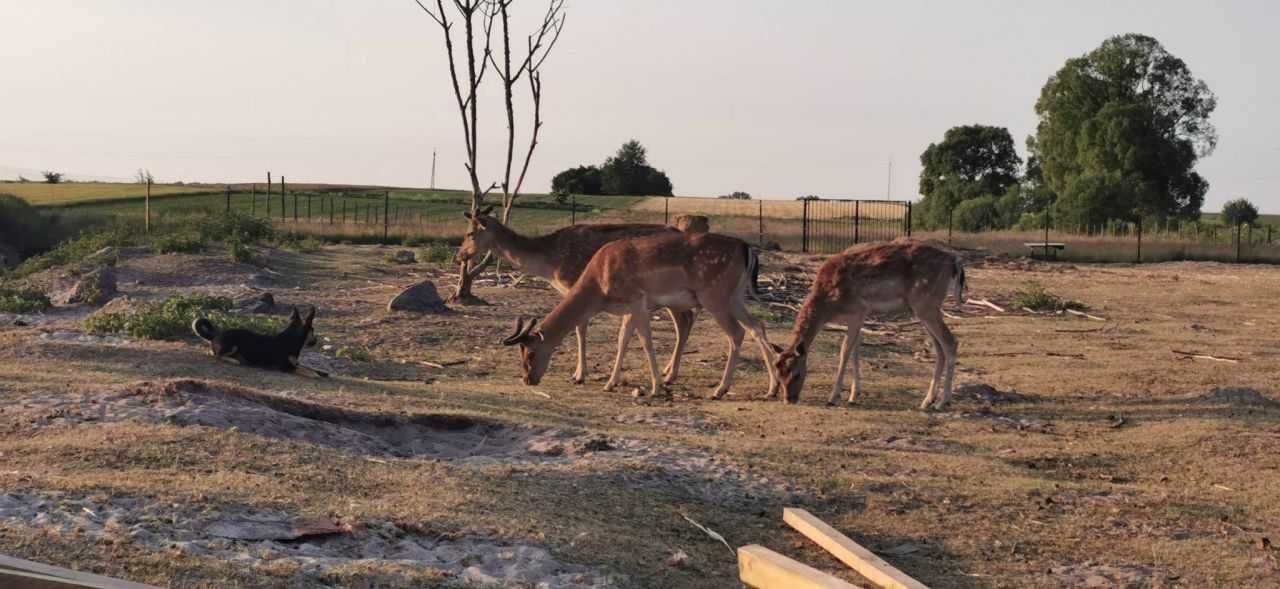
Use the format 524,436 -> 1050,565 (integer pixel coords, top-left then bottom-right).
1,182 -> 222,206
2,243 -> 1279,588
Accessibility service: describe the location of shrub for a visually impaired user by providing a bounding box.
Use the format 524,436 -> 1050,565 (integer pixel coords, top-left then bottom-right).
418,244 -> 455,265
152,232 -> 206,254
952,195 -> 1001,231
13,222 -> 142,277
278,233 -> 322,253
42,171 -> 63,184
336,345 -> 371,362
85,294 -> 282,340
200,211 -> 274,244
1011,282 -> 1087,312
228,240 -> 258,265
0,285 -> 51,313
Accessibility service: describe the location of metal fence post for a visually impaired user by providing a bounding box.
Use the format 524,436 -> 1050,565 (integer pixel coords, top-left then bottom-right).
664,196 -> 669,225
280,176 -> 286,221
251,184 -> 257,215
329,196 -> 335,224
225,185 -> 231,212
341,198 -> 346,224
905,201 -> 912,237
571,193 -> 577,225
1236,223 -> 1242,262
801,199 -> 810,253
948,207 -> 954,244
1136,216 -> 1143,262
758,200 -> 764,247
384,191 -> 390,242
854,200 -> 860,244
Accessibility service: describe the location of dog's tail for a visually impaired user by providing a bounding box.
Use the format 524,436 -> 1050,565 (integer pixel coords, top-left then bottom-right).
952,256 -> 967,304
191,317 -> 219,342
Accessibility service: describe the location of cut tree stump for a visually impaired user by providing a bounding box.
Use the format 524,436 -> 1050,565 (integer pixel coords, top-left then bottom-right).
738,545 -> 862,589
783,508 -> 929,589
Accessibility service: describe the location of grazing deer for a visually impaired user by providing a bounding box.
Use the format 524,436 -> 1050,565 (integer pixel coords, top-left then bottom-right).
502,231 -> 779,398
773,239 -> 965,410
456,207 -> 699,385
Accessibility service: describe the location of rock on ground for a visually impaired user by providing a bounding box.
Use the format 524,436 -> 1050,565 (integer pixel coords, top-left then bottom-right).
1198,387 -> 1277,406
390,249 -> 417,264
236,292 -> 276,314
56,266 -> 118,306
388,280 -> 449,313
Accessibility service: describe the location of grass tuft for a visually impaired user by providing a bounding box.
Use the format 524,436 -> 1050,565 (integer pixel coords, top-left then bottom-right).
1012,282 -> 1087,312
0,284 -> 52,313
85,294 -> 283,340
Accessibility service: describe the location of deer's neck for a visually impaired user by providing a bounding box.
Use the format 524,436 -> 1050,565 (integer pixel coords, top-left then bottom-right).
537,282 -> 605,347
488,224 -> 556,278
789,295 -> 836,352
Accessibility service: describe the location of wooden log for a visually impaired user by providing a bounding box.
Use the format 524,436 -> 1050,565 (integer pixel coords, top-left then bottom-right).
738,545 -> 862,589
0,554 -> 160,589
782,508 -> 929,589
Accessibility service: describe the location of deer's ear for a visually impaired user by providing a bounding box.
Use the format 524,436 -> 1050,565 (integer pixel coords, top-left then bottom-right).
463,211 -> 473,220
769,343 -> 784,354
479,204 -> 495,216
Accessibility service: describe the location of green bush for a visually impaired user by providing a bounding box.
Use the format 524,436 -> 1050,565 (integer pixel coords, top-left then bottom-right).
419,244 -> 455,265
200,211 -> 274,244
152,232 -> 206,254
13,222 -> 142,277
1011,282 -> 1087,312
278,233 -> 322,253
0,285 -> 51,313
85,294 -> 283,340
336,345 -> 371,362
228,240 -> 258,265
952,195 -> 1001,231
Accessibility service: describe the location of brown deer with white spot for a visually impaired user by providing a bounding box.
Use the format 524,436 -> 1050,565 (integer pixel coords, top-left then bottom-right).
773,239 -> 966,409
456,207 -> 698,385
501,231 -> 779,398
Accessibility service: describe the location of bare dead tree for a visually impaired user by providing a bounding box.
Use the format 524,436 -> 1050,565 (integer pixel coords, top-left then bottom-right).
490,0 -> 565,224
414,0 -> 565,302
413,0 -> 497,302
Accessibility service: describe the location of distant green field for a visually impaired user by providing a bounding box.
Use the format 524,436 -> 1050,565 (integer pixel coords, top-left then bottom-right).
1198,212 -> 1280,225
0,181 -> 221,205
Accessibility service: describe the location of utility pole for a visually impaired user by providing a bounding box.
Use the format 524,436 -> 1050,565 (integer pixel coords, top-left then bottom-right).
886,158 -> 893,200
430,148 -> 440,189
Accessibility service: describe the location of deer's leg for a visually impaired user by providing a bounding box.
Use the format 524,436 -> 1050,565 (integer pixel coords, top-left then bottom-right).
729,297 -> 780,398
703,305 -> 745,400
571,323 -> 588,384
915,307 -> 957,410
828,321 -> 863,406
662,308 -> 695,385
845,317 -> 865,404
603,315 -> 635,393
630,303 -> 664,397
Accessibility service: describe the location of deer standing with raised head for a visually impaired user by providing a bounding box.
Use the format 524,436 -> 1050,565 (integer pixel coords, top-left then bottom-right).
773,239 -> 965,410
456,207 -> 698,385
502,231 -> 779,398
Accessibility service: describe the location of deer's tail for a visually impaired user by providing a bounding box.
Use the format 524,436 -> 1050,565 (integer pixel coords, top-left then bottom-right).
952,256 -> 967,303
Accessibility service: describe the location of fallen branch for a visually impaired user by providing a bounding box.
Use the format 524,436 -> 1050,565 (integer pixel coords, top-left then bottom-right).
942,310 -> 963,320
1172,350 -> 1241,364
1065,308 -> 1106,321
965,298 -> 1005,313
525,389 -> 553,399
420,359 -> 468,369
767,302 -> 800,313
681,514 -> 735,557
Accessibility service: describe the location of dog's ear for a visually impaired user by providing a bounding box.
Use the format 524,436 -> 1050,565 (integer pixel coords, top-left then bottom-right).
288,307 -> 301,323
304,306 -> 316,325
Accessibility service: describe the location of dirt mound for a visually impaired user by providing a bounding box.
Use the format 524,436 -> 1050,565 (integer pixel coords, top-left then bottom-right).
1197,387 -> 1277,406
953,383 -> 1033,404
9,380 -> 802,507
0,491 -> 611,588
1046,562 -> 1171,588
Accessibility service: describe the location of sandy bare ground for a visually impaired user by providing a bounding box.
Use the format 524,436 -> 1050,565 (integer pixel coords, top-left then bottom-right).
2,244 -> 1279,588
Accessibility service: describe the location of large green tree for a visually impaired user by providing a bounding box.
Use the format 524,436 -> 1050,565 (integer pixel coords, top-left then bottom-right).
599,140 -> 674,196
1032,34 -> 1217,226
915,124 -> 1022,229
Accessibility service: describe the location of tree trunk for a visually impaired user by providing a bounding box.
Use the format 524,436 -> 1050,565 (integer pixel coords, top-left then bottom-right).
450,259 -> 483,304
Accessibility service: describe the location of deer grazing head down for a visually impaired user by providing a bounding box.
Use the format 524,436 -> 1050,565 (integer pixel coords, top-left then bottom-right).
502,317 -> 552,385
455,205 -> 497,264
772,342 -> 808,403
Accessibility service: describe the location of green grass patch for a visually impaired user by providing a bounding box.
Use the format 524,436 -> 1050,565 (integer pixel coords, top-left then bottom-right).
336,345 -> 371,362
418,243 -> 456,265
1012,282 -> 1087,312
85,294 -> 283,340
0,284 -> 52,313
152,232 -> 205,254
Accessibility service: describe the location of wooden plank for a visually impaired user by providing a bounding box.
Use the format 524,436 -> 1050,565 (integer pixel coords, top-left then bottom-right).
0,555 -> 160,589
738,545 -> 862,589
783,508 -> 929,589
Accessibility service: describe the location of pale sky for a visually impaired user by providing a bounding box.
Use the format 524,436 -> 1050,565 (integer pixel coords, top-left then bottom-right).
2,1 -> 1276,211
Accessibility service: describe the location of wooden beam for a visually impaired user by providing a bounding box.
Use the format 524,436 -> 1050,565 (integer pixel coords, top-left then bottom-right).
737,544 -> 862,589
783,508 -> 929,589
0,555 -> 160,589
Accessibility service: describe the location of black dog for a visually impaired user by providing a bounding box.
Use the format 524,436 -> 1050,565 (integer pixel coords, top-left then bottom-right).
192,306 -> 328,377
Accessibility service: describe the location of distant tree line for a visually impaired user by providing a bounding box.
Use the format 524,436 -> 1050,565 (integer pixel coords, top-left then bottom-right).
913,33 -> 1247,232
551,140 -> 673,196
